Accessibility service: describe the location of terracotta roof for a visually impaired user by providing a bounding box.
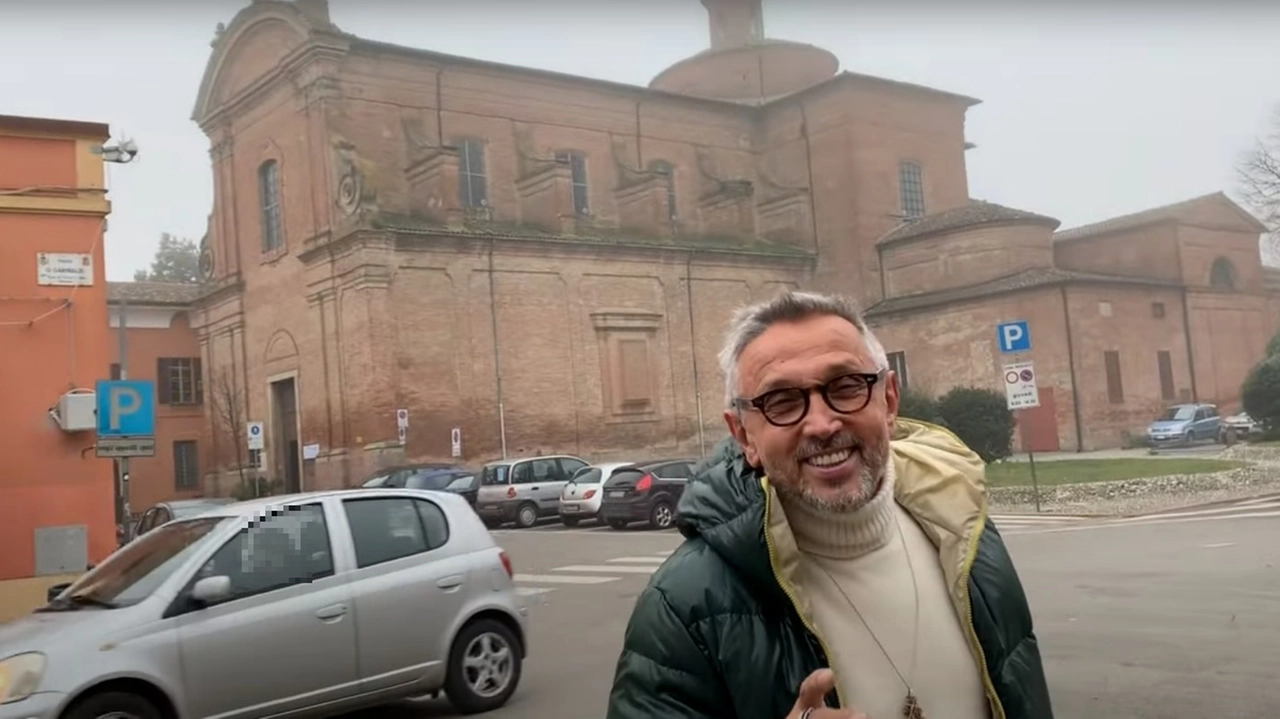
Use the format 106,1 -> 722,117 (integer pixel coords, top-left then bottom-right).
107,281 -> 202,306
1053,191 -> 1267,242
864,266 -> 1178,319
877,201 -> 1060,246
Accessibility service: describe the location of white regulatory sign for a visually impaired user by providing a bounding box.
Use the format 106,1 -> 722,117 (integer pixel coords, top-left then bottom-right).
1002,361 -> 1041,411
450,428 -> 462,459
396,409 -> 409,428
37,252 -> 94,287
247,421 -> 265,450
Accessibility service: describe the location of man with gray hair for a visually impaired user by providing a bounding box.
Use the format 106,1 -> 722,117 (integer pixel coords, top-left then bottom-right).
607,290 -> 1053,719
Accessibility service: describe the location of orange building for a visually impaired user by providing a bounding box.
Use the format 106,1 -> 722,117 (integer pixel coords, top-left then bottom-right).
107,281 -> 208,512
0,114 -> 116,616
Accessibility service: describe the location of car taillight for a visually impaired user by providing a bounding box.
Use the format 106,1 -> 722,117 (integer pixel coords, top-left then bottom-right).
584,489 -> 596,500
499,550 -> 513,579
636,474 -> 653,492
506,486 -> 516,499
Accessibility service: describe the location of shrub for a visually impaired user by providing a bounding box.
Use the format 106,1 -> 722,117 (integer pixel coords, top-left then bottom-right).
935,386 -> 1016,463
1266,330 -> 1280,359
897,385 -> 942,425
1242,355 -> 1280,431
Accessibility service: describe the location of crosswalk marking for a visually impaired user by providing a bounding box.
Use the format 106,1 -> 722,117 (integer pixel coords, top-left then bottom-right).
607,557 -> 668,564
513,573 -> 619,585
554,564 -> 658,574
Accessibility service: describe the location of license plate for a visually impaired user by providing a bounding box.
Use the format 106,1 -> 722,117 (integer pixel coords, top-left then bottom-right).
609,491 -> 625,498
562,505 -> 578,512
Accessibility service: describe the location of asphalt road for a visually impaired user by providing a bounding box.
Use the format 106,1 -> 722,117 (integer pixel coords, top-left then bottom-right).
350,500 -> 1280,718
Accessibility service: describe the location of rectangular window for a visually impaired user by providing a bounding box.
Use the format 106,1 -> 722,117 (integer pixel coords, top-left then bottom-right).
557,151 -> 590,215
258,160 -> 283,252
898,161 -> 925,219
157,357 -> 203,405
173,440 -> 200,491
618,339 -> 652,406
887,351 -> 909,391
1151,301 -> 1166,319
1104,350 -> 1124,404
456,139 -> 487,208
1157,350 -> 1175,401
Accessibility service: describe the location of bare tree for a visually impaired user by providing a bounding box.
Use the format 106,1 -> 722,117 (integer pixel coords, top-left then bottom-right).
209,368 -> 255,498
1238,104 -> 1280,259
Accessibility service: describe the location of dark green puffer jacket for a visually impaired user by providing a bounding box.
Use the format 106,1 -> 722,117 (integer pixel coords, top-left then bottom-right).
606,419 -> 1054,719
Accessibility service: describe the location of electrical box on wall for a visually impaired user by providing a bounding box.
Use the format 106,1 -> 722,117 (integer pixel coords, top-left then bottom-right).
54,391 -> 97,432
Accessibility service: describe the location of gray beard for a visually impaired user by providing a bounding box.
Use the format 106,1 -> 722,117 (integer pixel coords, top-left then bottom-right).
771,441 -> 889,514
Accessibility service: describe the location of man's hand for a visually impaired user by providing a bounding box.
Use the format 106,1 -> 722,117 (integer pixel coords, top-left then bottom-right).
786,669 -> 868,719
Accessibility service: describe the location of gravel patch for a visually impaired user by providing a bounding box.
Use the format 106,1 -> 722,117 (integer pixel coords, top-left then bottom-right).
988,446 -> 1280,516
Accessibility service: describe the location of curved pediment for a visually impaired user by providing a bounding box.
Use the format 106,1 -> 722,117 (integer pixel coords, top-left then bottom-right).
191,3 -> 328,125
265,328 -> 301,363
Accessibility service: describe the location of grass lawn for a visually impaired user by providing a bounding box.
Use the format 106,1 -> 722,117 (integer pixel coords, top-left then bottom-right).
985,458 -> 1245,487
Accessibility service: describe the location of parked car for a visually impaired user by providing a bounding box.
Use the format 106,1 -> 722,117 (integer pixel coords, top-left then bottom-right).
361,465 -> 478,506
1147,403 -> 1222,447
130,498 -> 236,542
558,462 -> 634,527
598,459 -> 698,530
1220,412 -> 1262,441
13,488 -> 527,719
474,455 -> 588,528
360,463 -> 465,488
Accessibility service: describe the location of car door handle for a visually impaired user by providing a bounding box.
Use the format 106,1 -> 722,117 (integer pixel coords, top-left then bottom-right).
316,604 -> 347,620
436,575 -> 464,590
529,486 -> 540,491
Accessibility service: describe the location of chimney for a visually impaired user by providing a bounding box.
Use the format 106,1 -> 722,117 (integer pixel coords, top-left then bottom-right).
701,0 -> 765,50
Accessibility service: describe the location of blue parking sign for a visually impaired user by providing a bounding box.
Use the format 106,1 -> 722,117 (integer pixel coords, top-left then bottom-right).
996,321 -> 1031,354
96,380 -> 156,437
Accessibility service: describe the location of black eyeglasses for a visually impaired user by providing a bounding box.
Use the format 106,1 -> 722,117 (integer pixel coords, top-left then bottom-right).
732,371 -> 886,427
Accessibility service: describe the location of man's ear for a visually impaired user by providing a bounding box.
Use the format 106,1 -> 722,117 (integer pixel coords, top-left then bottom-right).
884,370 -> 902,429
724,409 -> 761,467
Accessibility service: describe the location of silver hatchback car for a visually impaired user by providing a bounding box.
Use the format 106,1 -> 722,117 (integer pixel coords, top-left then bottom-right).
0,488 -> 528,719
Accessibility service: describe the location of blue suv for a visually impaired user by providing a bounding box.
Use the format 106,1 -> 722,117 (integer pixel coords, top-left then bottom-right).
1146,403 -> 1222,447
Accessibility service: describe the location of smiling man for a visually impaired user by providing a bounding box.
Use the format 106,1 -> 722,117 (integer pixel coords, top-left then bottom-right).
607,291 -> 1054,719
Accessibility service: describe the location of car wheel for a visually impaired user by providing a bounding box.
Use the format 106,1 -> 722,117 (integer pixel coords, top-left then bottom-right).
561,516 -> 579,527
650,501 -> 675,530
1184,431 -> 1194,447
515,503 -> 539,529
609,520 -> 628,530
445,619 -> 522,714
64,691 -> 161,719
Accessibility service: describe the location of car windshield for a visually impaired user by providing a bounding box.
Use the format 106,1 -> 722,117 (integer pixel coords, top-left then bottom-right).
571,467 -> 603,484
171,502 -> 229,519
405,471 -> 458,490
56,517 -> 230,608
363,473 -> 392,488
1160,406 -> 1197,421
445,475 -> 475,491
481,465 -> 509,486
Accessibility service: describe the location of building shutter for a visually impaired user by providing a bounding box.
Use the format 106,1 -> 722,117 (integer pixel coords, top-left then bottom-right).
193,357 -> 204,405
157,358 -> 172,405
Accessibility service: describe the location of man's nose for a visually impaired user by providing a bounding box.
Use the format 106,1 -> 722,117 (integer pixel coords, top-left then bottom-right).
800,392 -> 843,438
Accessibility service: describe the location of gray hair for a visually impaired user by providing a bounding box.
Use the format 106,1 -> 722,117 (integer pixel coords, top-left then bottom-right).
717,290 -> 889,407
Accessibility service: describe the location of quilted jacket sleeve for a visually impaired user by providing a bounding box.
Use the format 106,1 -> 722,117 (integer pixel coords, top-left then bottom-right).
606,584 -> 726,719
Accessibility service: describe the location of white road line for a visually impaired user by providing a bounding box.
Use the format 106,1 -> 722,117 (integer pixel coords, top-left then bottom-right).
516,587 -> 555,596
608,557 -> 669,564
1112,501 -> 1280,523
1004,509 -> 1280,535
555,564 -> 657,574
654,550 -> 674,557
1202,542 -> 1238,548
513,573 -> 619,585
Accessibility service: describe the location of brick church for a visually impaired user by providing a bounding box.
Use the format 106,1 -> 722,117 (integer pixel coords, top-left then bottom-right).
187,0 -> 1278,492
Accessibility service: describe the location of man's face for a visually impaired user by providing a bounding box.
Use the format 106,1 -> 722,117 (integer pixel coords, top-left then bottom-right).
724,314 -> 900,512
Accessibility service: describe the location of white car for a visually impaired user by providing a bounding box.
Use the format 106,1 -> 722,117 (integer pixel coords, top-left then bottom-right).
558,463 -> 635,527
0,488 -> 528,719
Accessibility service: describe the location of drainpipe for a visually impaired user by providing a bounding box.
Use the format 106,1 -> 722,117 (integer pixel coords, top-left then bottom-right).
686,250 -> 707,459
488,239 -> 508,459
1179,285 -> 1199,403
1059,285 -> 1085,452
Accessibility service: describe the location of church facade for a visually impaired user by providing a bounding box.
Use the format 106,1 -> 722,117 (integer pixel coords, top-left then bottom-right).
188,0 -> 1276,492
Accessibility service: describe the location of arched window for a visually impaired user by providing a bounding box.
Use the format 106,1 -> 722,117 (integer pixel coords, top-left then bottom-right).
1209,256 -> 1238,290
258,160 -> 283,252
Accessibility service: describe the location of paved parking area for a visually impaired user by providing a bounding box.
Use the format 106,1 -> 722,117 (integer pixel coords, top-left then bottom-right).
355,503 -> 1280,718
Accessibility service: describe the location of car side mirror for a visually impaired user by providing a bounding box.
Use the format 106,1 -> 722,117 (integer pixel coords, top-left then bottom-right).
191,575 -> 233,605
46,583 -> 72,603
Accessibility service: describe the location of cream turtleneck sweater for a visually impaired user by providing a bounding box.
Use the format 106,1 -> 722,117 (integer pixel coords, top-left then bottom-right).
779,463 -> 991,719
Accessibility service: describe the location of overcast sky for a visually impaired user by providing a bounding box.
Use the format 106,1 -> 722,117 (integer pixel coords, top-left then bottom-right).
3,0 -> 1278,281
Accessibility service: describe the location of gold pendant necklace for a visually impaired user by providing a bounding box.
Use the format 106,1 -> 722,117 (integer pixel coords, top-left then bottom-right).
814,511 -> 927,719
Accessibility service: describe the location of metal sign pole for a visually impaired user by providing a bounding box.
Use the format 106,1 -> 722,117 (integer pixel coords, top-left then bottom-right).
118,298 -> 131,535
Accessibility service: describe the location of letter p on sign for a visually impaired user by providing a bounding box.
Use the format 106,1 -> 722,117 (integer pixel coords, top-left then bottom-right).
997,321 -> 1031,354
